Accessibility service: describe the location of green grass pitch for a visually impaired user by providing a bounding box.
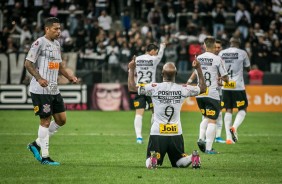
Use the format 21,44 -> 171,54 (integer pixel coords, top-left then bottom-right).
0,110 -> 281,184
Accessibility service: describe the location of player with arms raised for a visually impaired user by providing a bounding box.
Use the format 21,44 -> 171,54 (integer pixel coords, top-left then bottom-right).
188,36 -> 229,154
132,43 -> 166,144
128,57 -> 207,169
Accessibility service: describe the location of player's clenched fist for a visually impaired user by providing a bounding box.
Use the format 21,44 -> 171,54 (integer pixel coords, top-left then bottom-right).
192,59 -> 201,69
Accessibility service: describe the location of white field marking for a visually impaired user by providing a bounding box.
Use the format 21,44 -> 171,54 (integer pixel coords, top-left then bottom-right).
0,132 -> 282,137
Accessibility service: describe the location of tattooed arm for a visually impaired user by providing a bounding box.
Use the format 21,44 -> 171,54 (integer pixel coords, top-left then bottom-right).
24,59 -> 48,87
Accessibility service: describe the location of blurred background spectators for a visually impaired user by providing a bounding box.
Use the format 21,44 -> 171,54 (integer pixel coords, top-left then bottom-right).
0,0 -> 281,84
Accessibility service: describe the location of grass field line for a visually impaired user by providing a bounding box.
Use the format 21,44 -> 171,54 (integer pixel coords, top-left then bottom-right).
1,132 -> 282,137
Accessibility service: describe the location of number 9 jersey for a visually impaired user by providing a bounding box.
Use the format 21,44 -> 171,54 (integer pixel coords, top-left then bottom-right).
138,82 -> 200,136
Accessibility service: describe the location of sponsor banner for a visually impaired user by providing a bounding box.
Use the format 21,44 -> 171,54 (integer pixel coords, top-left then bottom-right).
0,85 -> 87,110
181,85 -> 282,112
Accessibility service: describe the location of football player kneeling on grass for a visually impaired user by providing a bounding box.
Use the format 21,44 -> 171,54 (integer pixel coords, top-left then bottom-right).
128,57 -> 207,169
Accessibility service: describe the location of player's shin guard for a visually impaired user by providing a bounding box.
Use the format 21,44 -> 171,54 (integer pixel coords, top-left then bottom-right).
176,155 -> 192,168
224,112 -> 233,140
38,125 -> 49,158
233,110 -> 246,130
199,118 -> 208,140
205,123 -> 216,151
48,120 -> 61,137
134,115 -> 143,138
216,112 -> 223,138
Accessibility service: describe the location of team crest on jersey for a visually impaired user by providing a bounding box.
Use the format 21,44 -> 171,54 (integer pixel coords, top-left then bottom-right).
151,83 -> 157,87
32,41 -> 39,48
43,104 -> 51,113
34,106 -> 39,113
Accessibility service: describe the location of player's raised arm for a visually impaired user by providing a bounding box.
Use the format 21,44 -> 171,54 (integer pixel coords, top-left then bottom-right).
187,71 -> 196,84
192,59 -> 207,94
156,42 -> 166,61
128,56 -> 138,92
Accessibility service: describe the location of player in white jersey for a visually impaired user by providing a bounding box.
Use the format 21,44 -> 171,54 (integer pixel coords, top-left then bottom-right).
128,57 -> 207,168
25,17 -> 79,165
132,43 -> 166,144
218,37 -> 251,144
188,40 -> 226,144
188,37 -> 229,154
214,39 -> 225,144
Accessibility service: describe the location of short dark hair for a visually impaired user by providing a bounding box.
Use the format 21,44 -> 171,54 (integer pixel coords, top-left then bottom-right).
215,39 -> 222,44
146,43 -> 159,52
229,37 -> 241,44
204,36 -> 216,49
44,17 -> 60,27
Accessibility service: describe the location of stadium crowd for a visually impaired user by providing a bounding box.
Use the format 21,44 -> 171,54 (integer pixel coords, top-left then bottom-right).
0,0 -> 282,83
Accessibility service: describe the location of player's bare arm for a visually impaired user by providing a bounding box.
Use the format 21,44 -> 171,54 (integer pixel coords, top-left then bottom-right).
187,71 -> 197,84
128,56 -> 138,92
24,59 -> 48,87
59,62 -> 79,84
192,59 -> 207,94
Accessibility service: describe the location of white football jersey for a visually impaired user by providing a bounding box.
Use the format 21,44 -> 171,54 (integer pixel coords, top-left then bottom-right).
219,47 -> 250,90
195,52 -> 228,100
139,82 -> 200,136
26,36 -> 62,95
135,44 -> 165,84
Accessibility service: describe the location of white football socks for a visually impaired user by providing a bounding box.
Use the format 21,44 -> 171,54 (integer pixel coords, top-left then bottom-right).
205,123 -> 216,151
176,155 -> 192,167
134,115 -> 143,138
233,110 -> 246,131
224,112 -> 233,140
48,120 -> 61,136
38,125 -> 49,158
199,118 -> 208,140
216,112 -> 223,138
35,120 -> 60,147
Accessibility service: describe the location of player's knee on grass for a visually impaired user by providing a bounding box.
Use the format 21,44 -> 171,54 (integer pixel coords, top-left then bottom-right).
176,155 -> 192,168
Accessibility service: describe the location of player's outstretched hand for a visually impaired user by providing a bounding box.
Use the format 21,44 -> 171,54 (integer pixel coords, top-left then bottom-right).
128,55 -> 136,70
192,59 -> 201,69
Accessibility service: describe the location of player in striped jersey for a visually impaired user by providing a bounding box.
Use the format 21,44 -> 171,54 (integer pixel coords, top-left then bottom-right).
132,43 -> 166,144
128,57 -> 206,168
218,37 -> 251,144
188,37 -> 229,154
25,17 -> 79,165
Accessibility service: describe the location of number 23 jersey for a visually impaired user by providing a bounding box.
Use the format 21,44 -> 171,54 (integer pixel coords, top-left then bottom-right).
135,44 -> 165,84
139,82 -> 200,136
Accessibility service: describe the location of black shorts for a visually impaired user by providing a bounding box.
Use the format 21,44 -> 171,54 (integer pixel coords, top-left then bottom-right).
196,97 -> 220,120
222,90 -> 248,110
146,135 -> 187,167
133,94 -> 153,109
30,93 -> 65,118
